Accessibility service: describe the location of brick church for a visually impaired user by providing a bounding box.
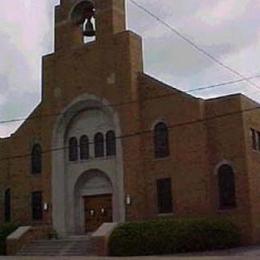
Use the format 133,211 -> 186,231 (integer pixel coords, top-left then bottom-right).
1,0 -> 260,244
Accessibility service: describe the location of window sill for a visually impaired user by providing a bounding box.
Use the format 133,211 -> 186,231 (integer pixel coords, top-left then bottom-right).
30,173 -> 42,177
31,219 -> 44,224
154,156 -> 171,161
105,155 -> 116,159
217,207 -> 237,213
67,155 -> 116,164
67,160 -> 79,165
157,212 -> 175,217
93,155 -> 116,161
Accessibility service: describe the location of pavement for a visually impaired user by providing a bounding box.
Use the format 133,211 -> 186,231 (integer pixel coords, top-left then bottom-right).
0,257 -> 257,260
2,246 -> 260,259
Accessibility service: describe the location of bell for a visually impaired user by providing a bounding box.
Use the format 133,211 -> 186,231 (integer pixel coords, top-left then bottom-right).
83,19 -> 95,37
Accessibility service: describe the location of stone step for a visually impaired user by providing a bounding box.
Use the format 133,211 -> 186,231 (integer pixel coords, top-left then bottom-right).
16,237 -> 96,256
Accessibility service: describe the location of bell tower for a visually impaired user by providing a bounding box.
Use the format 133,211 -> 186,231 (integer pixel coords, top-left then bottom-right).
44,0 -> 144,235
55,0 -> 126,50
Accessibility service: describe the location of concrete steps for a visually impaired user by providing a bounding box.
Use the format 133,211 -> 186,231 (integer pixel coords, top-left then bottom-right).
16,236 -> 97,256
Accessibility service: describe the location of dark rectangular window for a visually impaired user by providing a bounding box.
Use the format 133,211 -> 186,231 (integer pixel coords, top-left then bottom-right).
257,132 -> 260,151
4,189 -> 11,222
251,129 -> 257,150
157,178 -> 173,214
250,128 -> 260,151
32,191 -> 43,221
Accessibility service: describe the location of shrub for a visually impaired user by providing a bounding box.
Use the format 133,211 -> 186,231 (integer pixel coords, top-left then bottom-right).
0,223 -> 18,255
109,217 -> 240,256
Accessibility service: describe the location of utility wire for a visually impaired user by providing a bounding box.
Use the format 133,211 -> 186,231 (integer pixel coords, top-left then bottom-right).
1,3 -> 260,161
2,0 -> 260,126
187,75 -> 260,93
129,0 -> 260,91
1,101 -> 260,162
1,73 -> 260,126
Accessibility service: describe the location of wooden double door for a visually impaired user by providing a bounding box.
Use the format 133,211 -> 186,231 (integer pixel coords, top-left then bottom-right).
84,194 -> 113,232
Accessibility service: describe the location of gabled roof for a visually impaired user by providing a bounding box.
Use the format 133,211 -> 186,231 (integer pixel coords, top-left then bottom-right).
139,73 -> 201,102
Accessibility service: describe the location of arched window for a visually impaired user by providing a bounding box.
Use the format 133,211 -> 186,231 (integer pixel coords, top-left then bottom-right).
154,122 -> 169,158
4,189 -> 11,222
218,164 -> 236,209
106,131 -> 116,156
95,133 -> 104,158
80,135 -> 89,160
31,144 -> 42,174
69,137 -> 78,161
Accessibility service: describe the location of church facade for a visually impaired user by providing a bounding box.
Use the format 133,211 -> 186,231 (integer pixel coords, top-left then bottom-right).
1,0 -> 260,244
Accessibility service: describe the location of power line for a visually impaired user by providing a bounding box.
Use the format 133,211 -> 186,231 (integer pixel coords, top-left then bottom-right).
187,75 -> 260,93
1,101 -> 260,162
2,0 -> 260,126
1,73 -> 260,126
1,3 -> 259,162
129,0 -> 260,91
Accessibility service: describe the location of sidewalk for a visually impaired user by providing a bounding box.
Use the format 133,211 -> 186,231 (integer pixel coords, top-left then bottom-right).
2,245 -> 260,259
0,257 -> 254,260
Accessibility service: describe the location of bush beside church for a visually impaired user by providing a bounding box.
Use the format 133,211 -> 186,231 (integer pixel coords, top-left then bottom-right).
109,218 -> 240,256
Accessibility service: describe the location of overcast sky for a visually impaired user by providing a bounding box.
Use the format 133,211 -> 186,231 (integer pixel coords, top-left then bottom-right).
0,0 -> 260,137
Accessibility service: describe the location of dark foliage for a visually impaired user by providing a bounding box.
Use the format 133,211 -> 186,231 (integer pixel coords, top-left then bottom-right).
0,223 -> 18,255
109,218 -> 240,256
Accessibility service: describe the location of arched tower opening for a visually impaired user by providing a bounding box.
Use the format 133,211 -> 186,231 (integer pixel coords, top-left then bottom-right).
54,0 -> 126,50
70,0 -> 96,43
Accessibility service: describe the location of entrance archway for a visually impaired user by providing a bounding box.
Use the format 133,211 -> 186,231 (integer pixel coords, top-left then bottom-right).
74,170 -> 113,233
52,94 -> 125,237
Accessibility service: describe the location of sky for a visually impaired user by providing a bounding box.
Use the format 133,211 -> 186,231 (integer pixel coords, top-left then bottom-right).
0,0 -> 260,137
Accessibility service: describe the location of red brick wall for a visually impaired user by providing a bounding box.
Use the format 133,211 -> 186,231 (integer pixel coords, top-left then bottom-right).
0,0 -> 257,246
241,96 -> 260,243
205,95 -> 252,243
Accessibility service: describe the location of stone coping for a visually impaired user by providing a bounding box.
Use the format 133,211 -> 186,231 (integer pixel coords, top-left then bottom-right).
7,226 -> 31,240
92,223 -> 118,238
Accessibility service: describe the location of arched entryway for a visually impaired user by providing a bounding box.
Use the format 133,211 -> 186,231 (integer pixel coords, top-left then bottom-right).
52,94 -> 125,237
74,170 -> 113,233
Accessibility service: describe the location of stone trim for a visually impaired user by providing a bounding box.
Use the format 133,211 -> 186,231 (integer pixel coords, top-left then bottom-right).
52,93 -> 125,237
6,226 -> 52,256
92,222 -> 118,256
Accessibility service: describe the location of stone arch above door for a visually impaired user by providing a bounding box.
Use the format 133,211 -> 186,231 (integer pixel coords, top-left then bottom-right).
74,169 -> 113,197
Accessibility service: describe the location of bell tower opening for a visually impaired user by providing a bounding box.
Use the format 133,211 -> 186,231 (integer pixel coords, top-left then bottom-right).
55,0 -> 126,50
70,0 -> 96,44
